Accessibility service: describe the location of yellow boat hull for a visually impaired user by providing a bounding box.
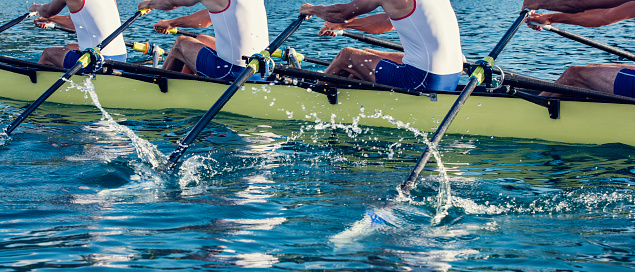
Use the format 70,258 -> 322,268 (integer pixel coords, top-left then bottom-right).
1,67 -> 634,146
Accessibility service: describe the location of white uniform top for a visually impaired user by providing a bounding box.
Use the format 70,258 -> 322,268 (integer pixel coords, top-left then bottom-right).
69,0 -> 127,56
390,0 -> 462,75
208,0 -> 269,67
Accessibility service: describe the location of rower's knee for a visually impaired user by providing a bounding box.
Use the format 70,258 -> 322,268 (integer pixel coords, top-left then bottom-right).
333,47 -> 358,63
557,65 -> 590,87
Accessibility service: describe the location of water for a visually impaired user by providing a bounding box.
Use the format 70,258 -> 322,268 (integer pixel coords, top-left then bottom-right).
1,0 -> 635,271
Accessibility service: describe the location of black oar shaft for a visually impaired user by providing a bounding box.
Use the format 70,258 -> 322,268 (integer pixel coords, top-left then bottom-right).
165,15 -> 307,169
176,29 -> 199,38
546,25 -> 635,61
0,12 -> 36,34
166,66 -> 255,165
401,9 -> 531,193
2,10 -> 147,135
52,24 -> 75,33
303,56 -> 331,66
489,11 -> 530,60
3,63 -> 83,135
97,11 -> 144,50
404,78 -> 480,185
341,31 -> 404,52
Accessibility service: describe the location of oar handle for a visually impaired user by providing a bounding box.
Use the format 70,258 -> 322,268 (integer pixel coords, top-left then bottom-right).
156,27 -> 199,38
336,30 -> 404,52
272,48 -> 305,62
528,21 -> 553,31
37,23 -> 75,33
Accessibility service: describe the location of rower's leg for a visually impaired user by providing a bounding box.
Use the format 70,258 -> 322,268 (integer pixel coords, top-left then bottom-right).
162,35 -> 208,73
362,48 -> 404,64
38,44 -> 79,67
324,47 -> 385,82
542,64 -> 635,96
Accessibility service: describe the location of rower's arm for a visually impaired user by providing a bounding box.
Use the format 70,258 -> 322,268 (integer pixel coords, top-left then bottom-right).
522,0 -> 634,13
138,0 -> 201,11
300,0 -> 381,23
35,15 -> 75,30
155,9 -> 211,31
29,0 -> 67,18
318,13 -> 394,36
527,2 -> 635,28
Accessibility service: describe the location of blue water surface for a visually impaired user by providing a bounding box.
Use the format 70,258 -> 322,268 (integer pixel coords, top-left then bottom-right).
1,0 -> 634,271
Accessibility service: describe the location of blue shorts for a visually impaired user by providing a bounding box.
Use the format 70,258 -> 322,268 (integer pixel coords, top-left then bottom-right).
614,68 -> 635,98
196,47 -> 263,81
374,59 -> 461,92
63,50 -> 127,72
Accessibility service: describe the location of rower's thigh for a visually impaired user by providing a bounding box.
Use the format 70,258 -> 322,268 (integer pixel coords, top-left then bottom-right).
40,46 -> 70,67
194,34 -> 216,51
562,65 -> 628,94
362,48 -> 403,64
173,36 -> 207,72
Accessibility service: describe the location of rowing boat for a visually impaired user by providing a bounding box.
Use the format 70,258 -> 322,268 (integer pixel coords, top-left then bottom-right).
1,55 -> 634,146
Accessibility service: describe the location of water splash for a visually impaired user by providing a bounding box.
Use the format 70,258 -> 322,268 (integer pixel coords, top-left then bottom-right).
0,132 -> 8,147
297,106 -> 454,224
64,77 -> 167,169
286,106 -> 457,247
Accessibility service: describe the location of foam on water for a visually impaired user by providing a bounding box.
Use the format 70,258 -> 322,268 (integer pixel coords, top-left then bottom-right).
287,105 -> 458,246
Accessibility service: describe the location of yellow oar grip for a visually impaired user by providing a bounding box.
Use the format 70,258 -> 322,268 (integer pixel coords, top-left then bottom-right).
272,49 -> 284,58
155,27 -> 179,34
272,49 -> 305,62
470,56 -> 494,85
139,9 -> 151,15
132,42 -> 150,54
77,52 -> 92,68
247,50 -> 272,71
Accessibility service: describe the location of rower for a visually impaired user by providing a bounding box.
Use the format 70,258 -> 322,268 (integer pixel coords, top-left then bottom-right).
299,0 -> 463,92
138,0 -> 269,80
29,0 -> 127,69
523,0 -> 635,98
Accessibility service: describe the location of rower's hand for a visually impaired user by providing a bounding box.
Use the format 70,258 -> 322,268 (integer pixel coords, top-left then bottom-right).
299,4 -> 314,19
154,20 -> 174,35
29,3 -> 43,13
318,21 -> 346,36
525,12 -> 553,31
33,17 -> 53,29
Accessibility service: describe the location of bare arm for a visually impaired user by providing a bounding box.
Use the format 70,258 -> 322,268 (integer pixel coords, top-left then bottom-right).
29,0 -> 67,18
527,2 -> 635,28
522,0 -> 634,13
34,15 -> 75,29
299,0 -> 382,23
154,9 -> 211,34
138,0 -> 201,11
318,13 -> 394,36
